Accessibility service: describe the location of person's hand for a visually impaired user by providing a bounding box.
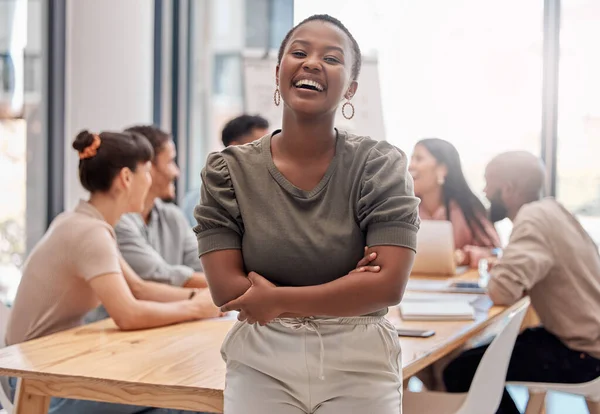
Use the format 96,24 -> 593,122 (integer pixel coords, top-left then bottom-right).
183,272 -> 209,289
220,272 -> 281,325
349,247 -> 381,274
454,249 -> 467,266
463,246 -> 495,269
190,288 -> 225,319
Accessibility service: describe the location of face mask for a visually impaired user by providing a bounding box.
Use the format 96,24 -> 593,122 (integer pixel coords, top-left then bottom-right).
489,189 -> 508,223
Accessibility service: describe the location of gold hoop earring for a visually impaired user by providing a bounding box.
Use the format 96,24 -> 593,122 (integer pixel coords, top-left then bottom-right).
342,100 -> 355,120
274,86 -> 281,106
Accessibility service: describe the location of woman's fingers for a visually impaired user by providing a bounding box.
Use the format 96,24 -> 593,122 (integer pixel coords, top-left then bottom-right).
349,265 -> 381,274
356,251 -> 377,268
237,310 -> 248,322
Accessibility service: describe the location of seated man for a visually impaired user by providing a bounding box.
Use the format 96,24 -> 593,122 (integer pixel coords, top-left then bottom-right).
444,151 -> 600,414
86,125 -> 206,322
182,114 -> 269,225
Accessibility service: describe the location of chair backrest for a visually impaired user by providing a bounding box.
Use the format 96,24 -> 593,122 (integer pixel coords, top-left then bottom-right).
456,297 -> 530,414
0,302 -> 13,413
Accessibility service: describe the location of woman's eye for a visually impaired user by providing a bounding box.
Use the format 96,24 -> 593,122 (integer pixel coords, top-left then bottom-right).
292,51 -> 306,57
324,57 -> 341,63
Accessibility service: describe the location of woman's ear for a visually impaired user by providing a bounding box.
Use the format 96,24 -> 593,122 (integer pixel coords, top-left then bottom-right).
275,65 -> 280,86
436,164 -> 448,181
117,167 -> 133,191
345,81 -> 358,100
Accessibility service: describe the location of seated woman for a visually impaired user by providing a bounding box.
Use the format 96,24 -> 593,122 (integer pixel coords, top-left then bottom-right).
409,138 -> 500,266
6,130 -> 219,414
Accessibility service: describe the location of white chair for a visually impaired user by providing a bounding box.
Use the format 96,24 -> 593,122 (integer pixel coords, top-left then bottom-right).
403,297 -> 530,414
507,376 -> 600,414
0,302 -> 13,414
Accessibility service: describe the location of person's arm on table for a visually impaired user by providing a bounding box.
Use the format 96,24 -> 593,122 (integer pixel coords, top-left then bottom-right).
116,216 -> 200,287
90,271 -> 220,330
486,218 -> 554,305
120,256 -> 199,302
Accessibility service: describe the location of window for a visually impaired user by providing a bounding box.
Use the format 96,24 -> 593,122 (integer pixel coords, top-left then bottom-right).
245,0 -> 293,49
295,0 -> 543,196
184,0 -> 293,192
0,0 -> 45,303
295,0 -> 544,244
0,120 -> 26,296
556,0 -> 600,245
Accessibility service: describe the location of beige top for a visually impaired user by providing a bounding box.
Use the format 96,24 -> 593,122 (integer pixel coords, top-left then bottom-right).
6,201 -> 121,345
488,198 -> 600,358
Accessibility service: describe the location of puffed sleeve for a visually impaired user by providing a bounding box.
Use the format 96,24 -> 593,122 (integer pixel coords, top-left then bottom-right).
357,142 -> 420,251
194,153 -> 244,256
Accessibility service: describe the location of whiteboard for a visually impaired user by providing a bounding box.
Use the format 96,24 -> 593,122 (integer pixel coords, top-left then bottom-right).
242,54 -> 386,141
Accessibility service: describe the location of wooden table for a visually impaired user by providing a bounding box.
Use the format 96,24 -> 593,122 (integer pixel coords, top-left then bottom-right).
0,271 -> 518,414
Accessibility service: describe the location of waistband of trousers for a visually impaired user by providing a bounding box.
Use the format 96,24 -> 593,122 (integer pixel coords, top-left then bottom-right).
273,315 -> 386,326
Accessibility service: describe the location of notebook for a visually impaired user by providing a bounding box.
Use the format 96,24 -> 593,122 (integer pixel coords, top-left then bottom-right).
399,300 -> 476,321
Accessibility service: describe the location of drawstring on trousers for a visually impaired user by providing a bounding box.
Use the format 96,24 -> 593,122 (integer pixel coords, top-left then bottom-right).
278,317 -> 326,380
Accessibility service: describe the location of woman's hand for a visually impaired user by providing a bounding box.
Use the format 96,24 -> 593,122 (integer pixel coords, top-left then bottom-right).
190,288 -> 226,319
350,247 -> 381,274
221,247 -> 381,325
221,272 -> 282,325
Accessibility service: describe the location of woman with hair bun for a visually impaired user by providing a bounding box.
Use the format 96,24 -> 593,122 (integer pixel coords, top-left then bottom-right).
7,130 -> 217,414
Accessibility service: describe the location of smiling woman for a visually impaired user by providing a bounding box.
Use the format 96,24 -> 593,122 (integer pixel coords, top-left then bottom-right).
195,14 -> 420,414
408,138 -> 500,266
274,14 -> 361,121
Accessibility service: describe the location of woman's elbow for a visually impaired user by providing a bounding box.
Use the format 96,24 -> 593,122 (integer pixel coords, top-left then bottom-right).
211,288 -> 245,308
206,277 -> 251,307
379,278 -> 407,306
378,269 -> 409,306
211,293 -> 229,308
384,287 -> 405,307
112,313 -> 139,331
110,307 -> 144,331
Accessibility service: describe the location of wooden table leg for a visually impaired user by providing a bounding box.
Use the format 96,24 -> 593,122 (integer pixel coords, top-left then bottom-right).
14,378 -> 51,414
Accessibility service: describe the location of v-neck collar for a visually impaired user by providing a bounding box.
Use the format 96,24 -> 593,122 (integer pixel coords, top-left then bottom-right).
263,129 -> 345,199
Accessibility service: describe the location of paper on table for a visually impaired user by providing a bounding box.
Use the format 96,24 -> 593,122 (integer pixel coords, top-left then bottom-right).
406,280 -> 452,291
403,291 -> 486,304
406,279 -> 486,294
399,300 -> 475,321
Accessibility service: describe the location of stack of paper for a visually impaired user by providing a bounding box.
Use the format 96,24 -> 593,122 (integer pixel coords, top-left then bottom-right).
402,292 -> 485,304
405,279 -> 486,294
399,300 -> 475,321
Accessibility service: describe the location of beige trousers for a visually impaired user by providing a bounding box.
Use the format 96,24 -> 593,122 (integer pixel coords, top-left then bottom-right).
221,316 -> 403,414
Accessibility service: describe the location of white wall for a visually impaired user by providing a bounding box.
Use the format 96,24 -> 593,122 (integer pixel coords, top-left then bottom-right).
64,0 -> 154,210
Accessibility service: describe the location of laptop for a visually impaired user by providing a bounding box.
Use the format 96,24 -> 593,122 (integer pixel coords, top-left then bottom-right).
411,220 -> 457,276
